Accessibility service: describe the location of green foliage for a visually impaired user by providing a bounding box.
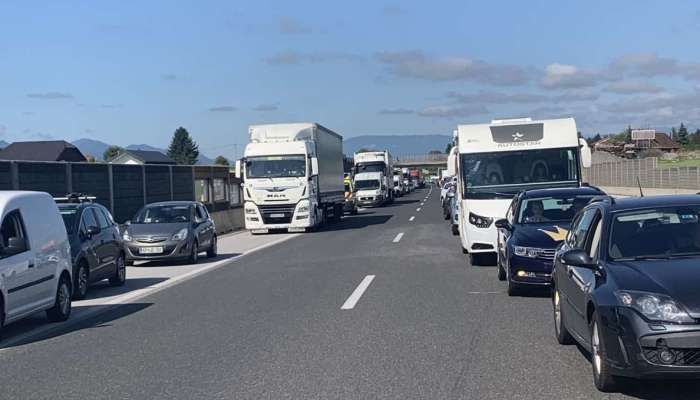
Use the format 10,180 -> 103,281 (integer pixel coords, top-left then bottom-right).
677,123 -> 689,146
167,127 -> 199,165
214,155 -> 229,166
103,145 -> 123,161
428,150 -> 442,155
445,142 -> 454,154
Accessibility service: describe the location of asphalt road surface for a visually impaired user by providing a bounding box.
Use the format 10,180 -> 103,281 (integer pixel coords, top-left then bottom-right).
1,187 -> 699,400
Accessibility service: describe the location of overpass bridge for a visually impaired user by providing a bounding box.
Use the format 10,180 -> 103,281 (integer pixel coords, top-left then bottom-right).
393,154 -> 448,171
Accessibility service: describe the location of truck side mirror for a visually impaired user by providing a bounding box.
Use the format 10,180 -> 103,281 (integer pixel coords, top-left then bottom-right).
235,160 -> 242,179
310,157 -> 319,177
579,138 -> 592,168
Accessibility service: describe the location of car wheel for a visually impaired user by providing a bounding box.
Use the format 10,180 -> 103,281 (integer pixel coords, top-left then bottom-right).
497,256 -> 506,281
109,255 -> 127,286
207,236 -> 218,258
462,246 -> 468,254
591,312 -> 617,392
451,224 -> 459,235
552,287 -> 574,345
188,241 -> 199,264
506,266 -> 519,296
0,296 -> 5,339
351,205 -> 358,215
46,274 -> 72,322
73,262 -> 89,300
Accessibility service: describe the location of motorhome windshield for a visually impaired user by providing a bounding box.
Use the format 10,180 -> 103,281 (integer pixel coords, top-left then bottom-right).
246,155 -> 306,179
354,162 -> 386,174
460,147 -> 579,198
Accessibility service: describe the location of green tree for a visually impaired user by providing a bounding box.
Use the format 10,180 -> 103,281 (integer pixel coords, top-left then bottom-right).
624,125 -> 632,142
445,142 -> 454,154
214,155 -> 229,166
428,150 -> 442,155
167,127 -> 199,165
103,145 -> 123,161
677,123 -> 689,146
671,126 -> 679,142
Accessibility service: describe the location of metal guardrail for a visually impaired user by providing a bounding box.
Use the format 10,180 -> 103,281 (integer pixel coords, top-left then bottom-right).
393,154 -> 448,163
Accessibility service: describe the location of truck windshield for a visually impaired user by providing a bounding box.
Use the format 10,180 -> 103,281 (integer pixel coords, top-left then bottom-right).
246,155 -> 306,179
460,147 -> 579,199
355,180 -> 381,190
354,162 -> 385,174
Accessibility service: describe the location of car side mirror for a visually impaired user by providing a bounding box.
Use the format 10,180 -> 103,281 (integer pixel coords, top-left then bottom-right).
494,219 -> 511,230
86,225 -> 101,237
5,237 -> 27,254
125,220 -> 131,226
447,192 -> 455,198
560,249 -> 595,268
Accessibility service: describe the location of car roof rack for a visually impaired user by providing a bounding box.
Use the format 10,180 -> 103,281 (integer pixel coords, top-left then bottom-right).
589,195 -> 615,205
54,193 -> 96,204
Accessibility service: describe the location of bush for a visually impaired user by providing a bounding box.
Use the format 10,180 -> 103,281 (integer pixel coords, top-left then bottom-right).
637,149 -> 663,159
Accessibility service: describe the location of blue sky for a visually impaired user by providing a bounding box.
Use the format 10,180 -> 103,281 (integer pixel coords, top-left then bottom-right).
1,0 -> 699,159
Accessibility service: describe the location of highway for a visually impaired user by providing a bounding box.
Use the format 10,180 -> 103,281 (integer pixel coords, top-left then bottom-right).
1,187 -> 699,399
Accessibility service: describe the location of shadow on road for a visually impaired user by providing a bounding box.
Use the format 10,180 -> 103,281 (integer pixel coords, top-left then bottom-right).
133,253 -> 241,268
319,214 -> 392,232
0,302 -> 153,350
83,277 -> 169,300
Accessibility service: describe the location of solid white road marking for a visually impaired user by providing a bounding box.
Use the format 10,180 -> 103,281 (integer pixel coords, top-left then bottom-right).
409,216 -> 415,221
466,291 -> 501,295
393,232 -> 404,242
341,275 -> 376,310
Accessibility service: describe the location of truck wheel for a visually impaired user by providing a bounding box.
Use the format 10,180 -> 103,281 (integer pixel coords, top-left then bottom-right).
334,204 -> 343,222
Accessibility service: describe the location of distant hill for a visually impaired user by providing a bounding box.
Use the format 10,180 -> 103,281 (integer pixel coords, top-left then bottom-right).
0,140 -> 9,149
72,139 -> 215,164
343,134 -> 452,156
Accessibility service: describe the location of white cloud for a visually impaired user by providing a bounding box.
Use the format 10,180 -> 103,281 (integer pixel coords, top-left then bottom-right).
376,50 -> 531,86
540,63 -> 605,89
416,104 -> 488,118
447,90 -> 547,104
603,80 -> 664,94
265,51 -> 363,65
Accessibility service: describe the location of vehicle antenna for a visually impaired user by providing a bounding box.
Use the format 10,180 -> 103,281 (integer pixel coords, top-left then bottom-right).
637,176 -> 644,197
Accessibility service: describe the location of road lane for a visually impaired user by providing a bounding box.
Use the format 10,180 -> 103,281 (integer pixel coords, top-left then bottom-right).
1,187 -> 699,399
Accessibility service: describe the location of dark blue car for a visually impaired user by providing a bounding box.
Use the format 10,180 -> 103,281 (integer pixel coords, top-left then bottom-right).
495,186 -> 605,296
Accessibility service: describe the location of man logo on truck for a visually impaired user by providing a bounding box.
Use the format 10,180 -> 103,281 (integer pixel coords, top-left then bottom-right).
512,132 -> 524,141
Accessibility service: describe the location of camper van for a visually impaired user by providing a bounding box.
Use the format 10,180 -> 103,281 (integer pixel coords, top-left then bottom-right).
455,118 -> 591,265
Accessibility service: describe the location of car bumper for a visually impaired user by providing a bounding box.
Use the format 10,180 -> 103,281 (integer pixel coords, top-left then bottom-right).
124,239 -> 192,261
600,307 -> 700,378
462,221 -> 496,253
357,196 -> 384,207
507,254 -> 554,285
343,201 -> 356,212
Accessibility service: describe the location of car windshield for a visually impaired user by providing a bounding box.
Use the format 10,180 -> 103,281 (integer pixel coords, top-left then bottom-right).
355,179 -> 380,190
609,206 -> 700,260
354,162 -> 386,174
58,207 -> 79,234
460,147 -> 580,199
517,195 -> 596,224
135,205 -> 191,224
246,155 -> 306,179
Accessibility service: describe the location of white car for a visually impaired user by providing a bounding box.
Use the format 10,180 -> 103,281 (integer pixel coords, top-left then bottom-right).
440,182 -> 455,203
0,191 -> 73,335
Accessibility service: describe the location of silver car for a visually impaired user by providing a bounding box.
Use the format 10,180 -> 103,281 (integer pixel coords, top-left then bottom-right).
122,201 -> 217,264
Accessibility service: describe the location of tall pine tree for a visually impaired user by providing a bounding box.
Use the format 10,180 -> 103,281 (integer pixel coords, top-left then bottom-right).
167,127 -> 199,165
677,123 -> 689,146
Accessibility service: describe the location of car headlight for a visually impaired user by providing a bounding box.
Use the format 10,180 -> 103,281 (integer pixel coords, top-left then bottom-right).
513,246 -> 541,258
615,291 -> 694,324
468,212 -> 493,228
297,200 -> 309,214
122,231 -> 132,241
245,205 -> 257,214
171,228 -> 188,241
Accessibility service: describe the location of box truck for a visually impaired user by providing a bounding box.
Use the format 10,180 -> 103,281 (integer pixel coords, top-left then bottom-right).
353,150 -> 393,206
236,123 -> 345,233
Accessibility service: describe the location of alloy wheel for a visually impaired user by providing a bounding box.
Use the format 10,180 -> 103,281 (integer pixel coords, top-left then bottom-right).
592,321 -> 602,376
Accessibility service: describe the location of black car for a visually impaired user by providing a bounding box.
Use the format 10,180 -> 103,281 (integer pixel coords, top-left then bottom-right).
57,198 -> 126,300
552,195 -> 700,392
122,201 -> 217,264
495,186 -> 604,296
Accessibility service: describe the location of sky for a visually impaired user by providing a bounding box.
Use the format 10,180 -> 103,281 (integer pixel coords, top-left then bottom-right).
1,0 -> 699,159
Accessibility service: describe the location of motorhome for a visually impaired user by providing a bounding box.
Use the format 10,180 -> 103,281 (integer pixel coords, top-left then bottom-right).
455,118 -> 591,265
353,150 -> 393,205
237,123 -> 345,233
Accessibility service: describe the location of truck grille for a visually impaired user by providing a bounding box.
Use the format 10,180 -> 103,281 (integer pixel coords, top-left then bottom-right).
258,204 -> 295,224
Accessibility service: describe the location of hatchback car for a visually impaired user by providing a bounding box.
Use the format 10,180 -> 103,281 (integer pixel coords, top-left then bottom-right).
122,201 -> 217,264
495,186 -> 604,295
552,195 -> 700,392
58,197 -> 126,299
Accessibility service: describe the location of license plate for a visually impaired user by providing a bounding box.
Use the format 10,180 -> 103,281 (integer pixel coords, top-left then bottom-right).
139,247 -> 163,254
270,213 -> 285,218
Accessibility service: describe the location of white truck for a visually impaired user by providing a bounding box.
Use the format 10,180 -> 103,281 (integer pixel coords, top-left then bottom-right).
237,123 -> 345,233
353,150 -> 393,206
455,118 -> 591,265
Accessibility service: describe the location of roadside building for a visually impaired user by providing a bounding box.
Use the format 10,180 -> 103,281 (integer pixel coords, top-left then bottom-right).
0,140 -> 87,162
108,149 -> 177,165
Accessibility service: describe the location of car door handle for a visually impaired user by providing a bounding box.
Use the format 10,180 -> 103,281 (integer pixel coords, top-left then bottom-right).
27,262 -> 34,268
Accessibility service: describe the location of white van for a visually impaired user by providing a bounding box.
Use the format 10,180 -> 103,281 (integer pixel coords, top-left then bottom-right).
0,191 -> 73,335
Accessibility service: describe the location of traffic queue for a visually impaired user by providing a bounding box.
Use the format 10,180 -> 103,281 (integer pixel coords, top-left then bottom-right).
441,116 -> 700,392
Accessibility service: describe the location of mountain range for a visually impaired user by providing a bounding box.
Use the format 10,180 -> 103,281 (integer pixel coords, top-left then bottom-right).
72,138 -> 215,165
342,134 -> 452,156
